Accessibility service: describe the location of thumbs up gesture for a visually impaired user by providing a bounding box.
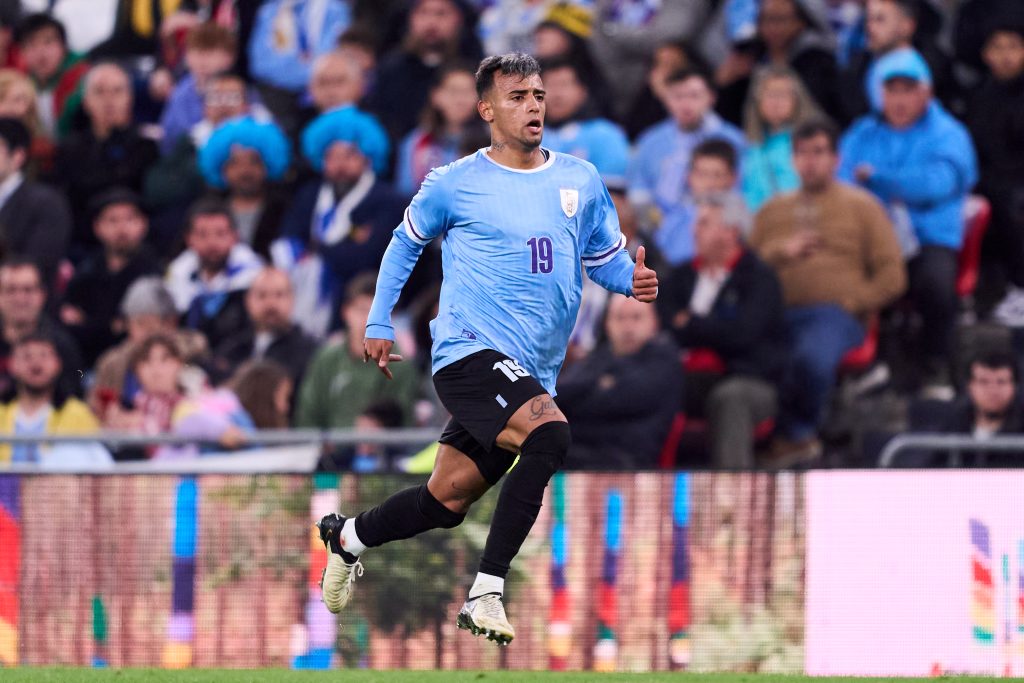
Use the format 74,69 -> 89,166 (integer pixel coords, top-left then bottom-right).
632,246 -> 659,303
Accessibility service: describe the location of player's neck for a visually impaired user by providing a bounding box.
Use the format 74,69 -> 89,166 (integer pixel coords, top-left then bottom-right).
486,141 -> 547,170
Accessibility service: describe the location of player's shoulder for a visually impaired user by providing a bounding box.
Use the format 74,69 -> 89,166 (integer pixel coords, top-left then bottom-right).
419,149 -> 484,193
552,149 -> 602,182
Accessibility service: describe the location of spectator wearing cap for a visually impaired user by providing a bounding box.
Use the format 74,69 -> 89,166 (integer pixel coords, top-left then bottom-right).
59,188 -> 161,366
90,276 -> 208,419
538,57 -> 630,189
0,117 -> 71,284
274,106 -> 404,338
628,69 -> 745,237
52,62 -> 159,259
158,23 -> 239,156
247,0 -> 350,135
967,21 -> 1024,311
840,49 -> 977,397
836,0 -> 953,124
0,332 -> 110,468
0,256 -> 84,399
365,0 -> 483,145
198,116 -> 291,259
166,198 -> 264,350
208,267 -> 318,391
14,13 -> 89,139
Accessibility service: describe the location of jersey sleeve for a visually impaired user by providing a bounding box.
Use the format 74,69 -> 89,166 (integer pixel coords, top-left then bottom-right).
581,172 -> 627,267
400,167 -> 452,245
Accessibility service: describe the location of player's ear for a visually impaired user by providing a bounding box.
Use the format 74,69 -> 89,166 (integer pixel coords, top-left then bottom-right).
477,98 -> 493,123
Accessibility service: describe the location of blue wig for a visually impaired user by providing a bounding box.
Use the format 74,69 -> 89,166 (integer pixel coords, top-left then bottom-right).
301,105 -> 390,175
198,117 -> 292,189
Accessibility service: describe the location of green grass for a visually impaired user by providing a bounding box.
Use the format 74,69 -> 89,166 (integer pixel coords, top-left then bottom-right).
0,670 -> 1015,683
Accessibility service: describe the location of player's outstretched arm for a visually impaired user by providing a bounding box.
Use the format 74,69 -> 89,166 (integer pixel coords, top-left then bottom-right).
632,246 -> 659,303
364,227 -> 427,379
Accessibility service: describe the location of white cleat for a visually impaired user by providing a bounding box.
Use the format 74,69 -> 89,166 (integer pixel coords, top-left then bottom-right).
456,592 -> 515,646
315,513 -> 363,614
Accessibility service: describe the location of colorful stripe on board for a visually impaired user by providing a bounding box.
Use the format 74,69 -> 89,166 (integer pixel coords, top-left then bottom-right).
594,489 -> 622,672
0,475 -> 19,666
669,473 -> 690,670
292,473 -> 340,669
162,477 -> 197,668
970,518 -> 995,645
548,472 -> 570,670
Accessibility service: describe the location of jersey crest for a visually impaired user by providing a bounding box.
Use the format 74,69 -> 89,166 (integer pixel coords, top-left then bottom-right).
559,188 -> 579,218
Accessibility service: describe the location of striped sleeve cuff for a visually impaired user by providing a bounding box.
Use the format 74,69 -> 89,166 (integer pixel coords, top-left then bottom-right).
582,235 -> 627,267
402,206 -> 431,245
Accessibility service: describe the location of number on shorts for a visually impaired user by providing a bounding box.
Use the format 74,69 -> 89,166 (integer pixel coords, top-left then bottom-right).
527,236 -> 553,274
493,359 -> 530,382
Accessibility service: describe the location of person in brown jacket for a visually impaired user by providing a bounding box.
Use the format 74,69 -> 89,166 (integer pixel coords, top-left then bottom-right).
750,120 -> 906,460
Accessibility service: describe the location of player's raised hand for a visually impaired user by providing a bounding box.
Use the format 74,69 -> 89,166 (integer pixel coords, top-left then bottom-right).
363,337 -> 404,380
632,246 -> 659,303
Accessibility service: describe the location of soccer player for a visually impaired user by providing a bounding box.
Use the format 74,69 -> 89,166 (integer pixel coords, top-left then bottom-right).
316,53 -> 658,646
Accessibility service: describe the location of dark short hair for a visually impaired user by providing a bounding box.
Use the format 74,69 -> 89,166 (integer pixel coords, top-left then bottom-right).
185,22 -> 237,53
343,271 -> 377,306
129,332 -> 182,371
361,399 -> 404,428
884,0 -> 919,21
0,117 -> 30,155
338,25 -> 379,53
15,13 -> 67,46
664,66 -> 714,91
793,119 -> 840,152
89,187 -> 144,223
13,330 -> 57,353
0,255 -> 43,285
538,56 -> 583,82
971,350 -> 1019,383
186,196 -> 236,233
692,138 -> 738,173
475,53 -> 541,99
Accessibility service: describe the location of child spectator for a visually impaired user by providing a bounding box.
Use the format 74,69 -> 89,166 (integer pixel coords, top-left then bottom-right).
15,13 -> 89,139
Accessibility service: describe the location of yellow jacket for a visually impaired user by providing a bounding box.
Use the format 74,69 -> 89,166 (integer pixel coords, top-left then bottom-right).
0,398 -> 100,464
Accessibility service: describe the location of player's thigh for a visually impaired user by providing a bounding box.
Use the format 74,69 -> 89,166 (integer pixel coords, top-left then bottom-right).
495,393 -> 568,453
426,442 -> 492,514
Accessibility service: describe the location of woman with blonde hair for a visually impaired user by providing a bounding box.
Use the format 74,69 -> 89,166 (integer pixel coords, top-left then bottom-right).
0,69 -> 53,175
741,65 -> 827,211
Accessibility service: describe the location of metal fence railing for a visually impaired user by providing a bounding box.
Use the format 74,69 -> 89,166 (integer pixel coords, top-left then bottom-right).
878,433 -> 1024,467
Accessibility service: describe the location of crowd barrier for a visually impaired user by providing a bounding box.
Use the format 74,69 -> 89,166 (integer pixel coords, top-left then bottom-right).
0,456 -> 1021,675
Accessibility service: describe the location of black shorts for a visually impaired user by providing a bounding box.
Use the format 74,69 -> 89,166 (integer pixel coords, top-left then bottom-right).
434,349 -> 547,485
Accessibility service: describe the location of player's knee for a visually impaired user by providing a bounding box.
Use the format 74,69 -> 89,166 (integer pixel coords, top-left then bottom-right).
417,484 -> 466,528
519,420 -> 571,473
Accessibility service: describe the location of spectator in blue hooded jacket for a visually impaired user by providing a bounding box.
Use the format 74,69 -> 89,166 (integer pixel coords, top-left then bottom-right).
839,49 -> 977,395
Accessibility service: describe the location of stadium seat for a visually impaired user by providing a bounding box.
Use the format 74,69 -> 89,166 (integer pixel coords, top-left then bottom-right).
957,194 -> 991,300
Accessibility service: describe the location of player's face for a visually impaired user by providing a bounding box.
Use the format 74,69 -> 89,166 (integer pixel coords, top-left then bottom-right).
480,72 -> 546,151
969,365 -> 1015,417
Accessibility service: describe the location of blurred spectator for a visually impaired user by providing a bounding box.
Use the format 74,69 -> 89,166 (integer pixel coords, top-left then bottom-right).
22,0 -> 118,54
346,400 -> 407,473
558,294 -> 682,469
660,192 -> 787,468
394,62 -> 484,196
144,71 -> 252,247
0,69 -> 55,176
967,21 -> 1024,311
276,106 -> 402,338
716,0 -> 840,124
0,331 -> 110,468
0,117 -> 72,284
955,0 -> 1024,75
197,116 -> 291,258
101,333 -> 186,459
539,57 -> 630,188
307,49 -> 368,117
0,256 -> 84,399
531,4 -> 613,118
90,276 -> 207,418
752,120 -> 905,460
365,0 -> 482,145
296,273 -> 420,429
160,359 -> 292,457
627,68 -> 745,237
0,7 -> 19,71
839,50 -> 977,397
656,138 -> 739,267
588,0 -> 711,118
60,188 -> 160,366
15,13 -> 89,139
53,62 -> 159,258
209,267 -> 317,388
166,198 -> 264,349
741,65 -> 825,212
158,23 -> 237,155
837,0 -> 951,123
624,40 -> 709,141
247,0 -> 350,135
479,0 -> 556,56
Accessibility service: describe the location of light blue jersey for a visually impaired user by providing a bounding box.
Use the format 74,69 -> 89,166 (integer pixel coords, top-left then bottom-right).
366,148 -> 636,393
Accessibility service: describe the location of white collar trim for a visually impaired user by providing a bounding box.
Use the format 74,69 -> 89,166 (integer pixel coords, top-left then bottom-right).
480,147 -> 556,173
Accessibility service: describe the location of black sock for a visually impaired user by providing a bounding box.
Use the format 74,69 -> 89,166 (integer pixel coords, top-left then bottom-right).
354,484 -> 465,548
478,422 -> 571,578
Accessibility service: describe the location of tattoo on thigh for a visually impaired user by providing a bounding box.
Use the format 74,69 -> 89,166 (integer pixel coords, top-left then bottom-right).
528,396 -> 557,421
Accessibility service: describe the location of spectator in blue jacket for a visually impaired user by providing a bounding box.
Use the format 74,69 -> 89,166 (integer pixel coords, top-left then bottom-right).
539,57 -> 630,189
628,68 -> 745,235
839,49 -> 978,396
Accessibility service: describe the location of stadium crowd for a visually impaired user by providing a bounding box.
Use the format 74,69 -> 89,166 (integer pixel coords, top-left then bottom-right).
0,0 -> 1019,470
